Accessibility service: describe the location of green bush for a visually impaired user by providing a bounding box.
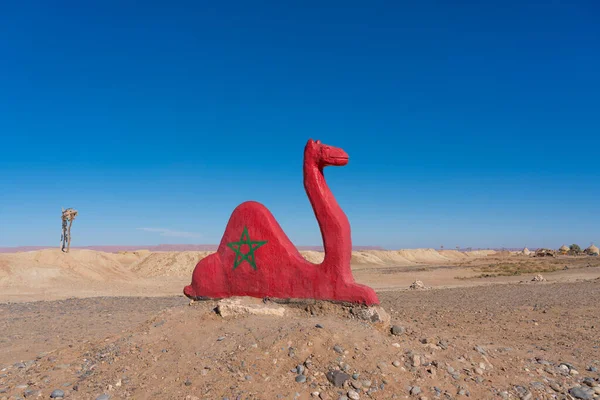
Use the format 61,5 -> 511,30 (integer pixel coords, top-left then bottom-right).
569,244 -> 582,255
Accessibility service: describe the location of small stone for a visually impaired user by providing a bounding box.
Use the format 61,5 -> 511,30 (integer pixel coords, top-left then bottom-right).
513,386 -> 528,397
350,306 -> 391,328
96,395 -> 110,400
217,336 -> 225,341
245,375 -> 252,381
409,280 -> 427,290
530,382 -> 544,390
474,368 -> 483,375
583,377 -> 597,387
13,363 -> 26,369
295,375 -> 306,383
184,379 -> 192,386
362,380 -> 372,388
352,373 -> 360,380
50,390 -> 65,398
392,361 -> 401,367
570,369 -> 580,376
558,364 -> 570,374
297,365 -> 305,375
350,381 -> 362,390
411,354 -> 421,367
333,345 -> 344,354
311,393 -> 320,398
391,325 -> 405,336
549,382 -> 561,392
347,390 -> 360,400
568,386 -> 593,399
315,324 -> 323,329
326,370 -> 350,387
23,389 -> 39,398
587,366 -> 598,372
410,386 -> 421,395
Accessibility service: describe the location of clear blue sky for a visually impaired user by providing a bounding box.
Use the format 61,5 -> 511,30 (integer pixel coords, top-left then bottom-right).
1,1 -> 598,249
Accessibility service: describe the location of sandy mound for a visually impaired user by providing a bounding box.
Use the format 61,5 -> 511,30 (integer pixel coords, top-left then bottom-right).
128,251 -> 214,277
299,250 -> 325,264
438,250 -> 470,261
114,250 -> 152,266
0,249 -> 137,287
396,248 -> 452,264
468,249 -> 496,257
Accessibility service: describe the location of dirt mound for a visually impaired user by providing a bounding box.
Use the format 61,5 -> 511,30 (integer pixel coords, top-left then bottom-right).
128,251 -> 214,277
114,250 -> 152,266
437,250 -> 470,261
0,249 -> 137,287
299,250 -> 325,264
396,248 -> 451,264
466,249 -> 496,257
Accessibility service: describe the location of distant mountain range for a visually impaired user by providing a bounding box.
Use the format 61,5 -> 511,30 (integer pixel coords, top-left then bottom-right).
0,244 -> 386,253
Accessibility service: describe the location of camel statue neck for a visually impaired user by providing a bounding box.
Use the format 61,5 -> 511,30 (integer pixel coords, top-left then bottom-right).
303,160 -> 352,267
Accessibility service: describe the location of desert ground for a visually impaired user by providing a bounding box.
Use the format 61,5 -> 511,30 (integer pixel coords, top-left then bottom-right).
1,249 -> 600,399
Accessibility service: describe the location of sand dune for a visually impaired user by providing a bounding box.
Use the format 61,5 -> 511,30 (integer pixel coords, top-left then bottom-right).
128,251 -> 214,277
0,249 -> 139,290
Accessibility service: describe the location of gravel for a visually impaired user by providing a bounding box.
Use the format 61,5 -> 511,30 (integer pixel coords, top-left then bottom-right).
347,390 -> 360,400
410,386 -> 421,395
326,370 -> 350,387
391,325 -> 405,336
569,386 -> 594,399
50,389 -> 65,398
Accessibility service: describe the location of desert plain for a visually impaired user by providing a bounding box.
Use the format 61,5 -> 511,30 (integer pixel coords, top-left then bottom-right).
1,248 -> 600,400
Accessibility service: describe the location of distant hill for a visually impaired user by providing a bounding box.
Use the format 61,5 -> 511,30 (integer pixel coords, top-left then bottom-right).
0,244 -> 386,253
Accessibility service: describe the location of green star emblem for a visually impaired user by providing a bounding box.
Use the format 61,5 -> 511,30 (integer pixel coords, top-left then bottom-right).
226,226 -> 267,270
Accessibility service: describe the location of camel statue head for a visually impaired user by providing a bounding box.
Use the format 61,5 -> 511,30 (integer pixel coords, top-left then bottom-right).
305,139 -> 349,167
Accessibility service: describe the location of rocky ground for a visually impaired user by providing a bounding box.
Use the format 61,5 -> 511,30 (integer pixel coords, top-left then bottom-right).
1,279 -> 599,400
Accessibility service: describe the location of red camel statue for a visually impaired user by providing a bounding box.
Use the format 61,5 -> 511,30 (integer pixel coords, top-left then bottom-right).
184,139 -> 379,305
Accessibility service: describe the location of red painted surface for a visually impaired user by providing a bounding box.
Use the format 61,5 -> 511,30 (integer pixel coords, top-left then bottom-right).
183,139 -> 379,305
